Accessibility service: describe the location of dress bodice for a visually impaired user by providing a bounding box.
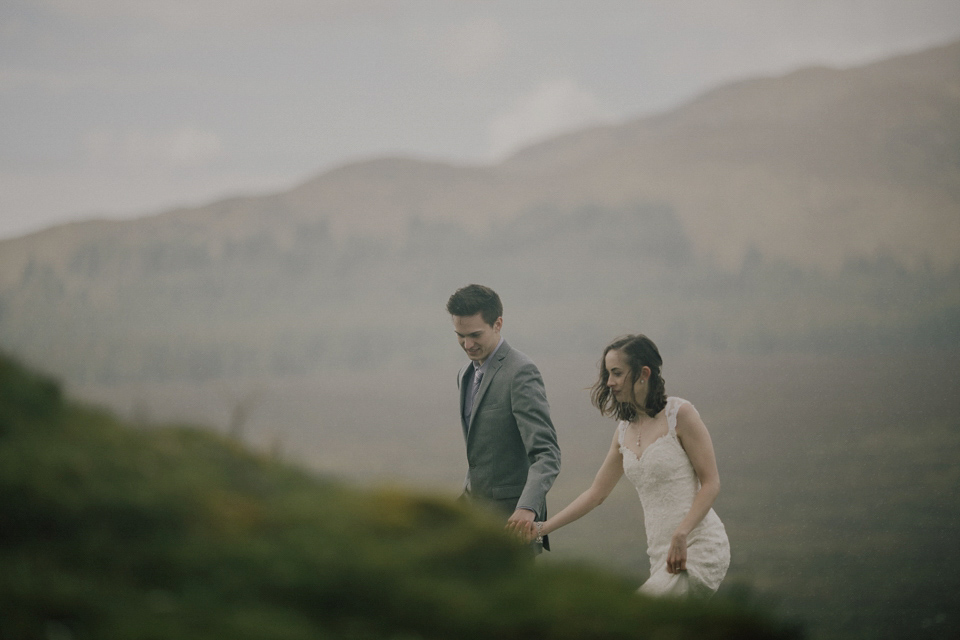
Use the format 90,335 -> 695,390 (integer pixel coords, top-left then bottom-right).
618,397 -> 729,597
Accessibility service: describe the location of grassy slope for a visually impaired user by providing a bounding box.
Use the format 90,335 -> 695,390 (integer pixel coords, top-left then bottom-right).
0,352 -> 798,640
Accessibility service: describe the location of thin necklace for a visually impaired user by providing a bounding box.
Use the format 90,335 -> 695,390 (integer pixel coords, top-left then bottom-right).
635,414 -> 645,446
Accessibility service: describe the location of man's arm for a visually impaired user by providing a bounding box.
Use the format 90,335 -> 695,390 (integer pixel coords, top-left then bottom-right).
511,362 -> 561,518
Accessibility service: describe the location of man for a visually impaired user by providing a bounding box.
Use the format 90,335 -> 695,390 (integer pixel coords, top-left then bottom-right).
446,284 -> 561,550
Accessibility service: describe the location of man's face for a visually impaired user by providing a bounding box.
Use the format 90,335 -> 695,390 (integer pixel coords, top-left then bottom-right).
452,313 -> 502,364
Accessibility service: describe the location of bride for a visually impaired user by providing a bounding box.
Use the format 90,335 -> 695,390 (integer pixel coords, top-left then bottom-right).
529,334 -> 730,597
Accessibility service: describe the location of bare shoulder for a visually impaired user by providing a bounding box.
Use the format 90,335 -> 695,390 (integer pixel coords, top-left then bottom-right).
675,400 -> 708,435
611,420 -> 625,440
609,421 -> 625,452
676,400 -> 700,420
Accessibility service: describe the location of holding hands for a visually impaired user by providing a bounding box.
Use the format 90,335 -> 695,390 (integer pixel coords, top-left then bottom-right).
505,508 -> 540,542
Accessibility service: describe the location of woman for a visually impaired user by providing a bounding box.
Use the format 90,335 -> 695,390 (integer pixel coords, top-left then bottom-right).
531,334 -> 730,597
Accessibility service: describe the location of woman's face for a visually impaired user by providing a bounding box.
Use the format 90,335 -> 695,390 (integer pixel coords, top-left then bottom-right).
605,349 -> 632,403
604,349 -> 648,406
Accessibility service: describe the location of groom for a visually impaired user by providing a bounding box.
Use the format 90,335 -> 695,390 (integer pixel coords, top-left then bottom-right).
446,284 -> 561,551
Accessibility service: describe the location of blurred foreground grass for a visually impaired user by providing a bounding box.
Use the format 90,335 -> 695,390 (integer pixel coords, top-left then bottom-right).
0,351 -> 799,640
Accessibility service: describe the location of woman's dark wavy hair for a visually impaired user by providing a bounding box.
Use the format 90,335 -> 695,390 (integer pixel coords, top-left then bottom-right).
591,334 -> 668,421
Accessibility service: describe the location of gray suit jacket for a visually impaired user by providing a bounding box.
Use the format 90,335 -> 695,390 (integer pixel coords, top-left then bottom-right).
458,340 -> 561,523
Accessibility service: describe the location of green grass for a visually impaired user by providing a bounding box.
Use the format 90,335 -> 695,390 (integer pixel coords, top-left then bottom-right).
0,351 -> 799,640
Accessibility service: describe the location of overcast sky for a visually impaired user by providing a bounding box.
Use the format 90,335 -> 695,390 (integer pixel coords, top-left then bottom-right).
2,0 -> 959,240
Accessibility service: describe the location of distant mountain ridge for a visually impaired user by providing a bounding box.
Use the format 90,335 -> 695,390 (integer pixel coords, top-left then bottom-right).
3,40 -> 958,271
0,41 -> 958,384
502,39 -> 960,268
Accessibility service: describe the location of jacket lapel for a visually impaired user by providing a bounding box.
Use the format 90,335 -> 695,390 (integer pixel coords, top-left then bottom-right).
459,364 -> 472,438
466,341 -> 509,434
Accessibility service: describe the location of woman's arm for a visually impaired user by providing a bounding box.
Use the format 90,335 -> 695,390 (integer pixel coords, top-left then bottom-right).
667,402 -> 721,573
535,427 -> 624,539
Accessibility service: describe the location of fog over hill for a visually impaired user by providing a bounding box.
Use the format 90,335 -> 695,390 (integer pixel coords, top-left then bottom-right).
504,39 -> 960,269
0,41 -> 958,384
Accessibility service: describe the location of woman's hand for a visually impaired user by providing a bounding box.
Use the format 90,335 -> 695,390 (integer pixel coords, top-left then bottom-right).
667,530 -> 687,574
506,509 -> 537,542
523,522 -> 542,544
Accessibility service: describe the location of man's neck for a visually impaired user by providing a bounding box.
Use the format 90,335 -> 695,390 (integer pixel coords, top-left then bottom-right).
475,336 -> 504,368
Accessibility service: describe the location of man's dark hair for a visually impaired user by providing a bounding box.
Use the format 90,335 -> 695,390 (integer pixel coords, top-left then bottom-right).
446,284 -> 503,327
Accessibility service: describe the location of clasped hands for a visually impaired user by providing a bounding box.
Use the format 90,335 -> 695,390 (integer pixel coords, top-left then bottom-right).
505,508 -> 540,543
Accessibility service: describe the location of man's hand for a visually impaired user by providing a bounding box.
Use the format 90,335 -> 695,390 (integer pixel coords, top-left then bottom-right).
505,508 -> 537,541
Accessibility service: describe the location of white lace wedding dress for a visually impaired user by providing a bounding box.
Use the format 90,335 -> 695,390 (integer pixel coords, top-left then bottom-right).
618,397 -> 730,597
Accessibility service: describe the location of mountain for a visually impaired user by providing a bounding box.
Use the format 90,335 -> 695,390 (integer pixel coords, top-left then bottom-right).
503,39 -> 960,269
0,41 -> 958,384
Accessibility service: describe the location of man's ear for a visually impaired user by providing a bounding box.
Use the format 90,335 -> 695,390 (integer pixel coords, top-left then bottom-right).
494,317 -> 503,332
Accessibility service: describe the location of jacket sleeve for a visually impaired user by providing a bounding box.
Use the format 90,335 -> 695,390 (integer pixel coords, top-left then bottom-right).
511,362 -> 561,516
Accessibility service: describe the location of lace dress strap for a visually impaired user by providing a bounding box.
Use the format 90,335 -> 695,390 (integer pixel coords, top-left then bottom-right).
665,397 -> 690,436
617,420 -> 628,446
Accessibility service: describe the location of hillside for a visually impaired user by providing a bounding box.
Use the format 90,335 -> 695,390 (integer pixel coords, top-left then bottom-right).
2,40 -> 958,273
0,351 -> 798,640
0,41 -> 958,384
0,197 -> 956,384
503,39 -> 960,269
